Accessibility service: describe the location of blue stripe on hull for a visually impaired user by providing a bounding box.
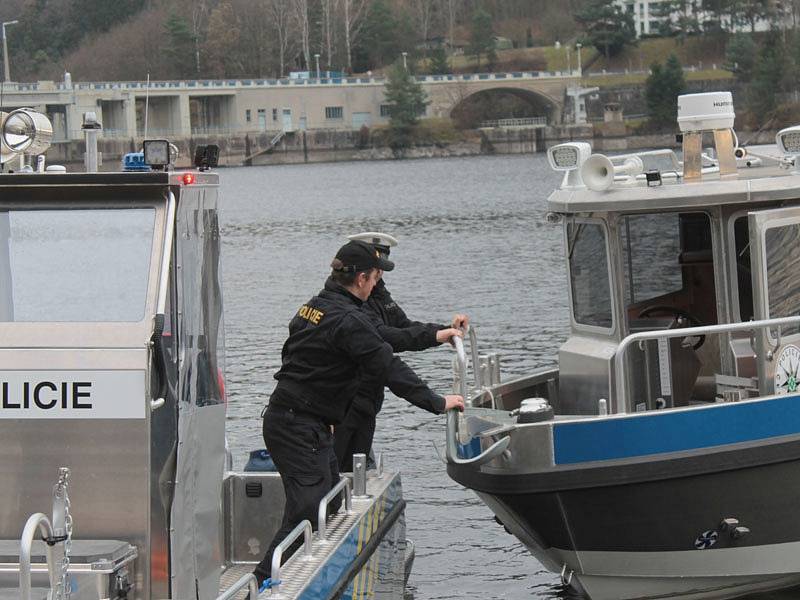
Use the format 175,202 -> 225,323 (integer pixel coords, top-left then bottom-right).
553,394 -> 800,464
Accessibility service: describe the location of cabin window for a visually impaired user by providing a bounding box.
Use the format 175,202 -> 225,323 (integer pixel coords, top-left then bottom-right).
0,208 -> 155,322
620,212 -> 716,327
733,216 -> 754,321
567,221 -> 613,328
764,222 -> 800,336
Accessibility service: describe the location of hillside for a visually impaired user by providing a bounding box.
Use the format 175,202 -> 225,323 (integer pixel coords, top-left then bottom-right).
0,0 -> 586,82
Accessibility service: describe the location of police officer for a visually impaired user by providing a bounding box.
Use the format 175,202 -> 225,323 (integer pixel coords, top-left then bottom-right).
334,232 -> 468,471
252,239 -> 464,587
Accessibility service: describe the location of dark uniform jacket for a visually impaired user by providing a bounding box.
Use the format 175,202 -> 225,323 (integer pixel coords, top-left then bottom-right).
270,278 -> 445,425
350,279 -> 446,417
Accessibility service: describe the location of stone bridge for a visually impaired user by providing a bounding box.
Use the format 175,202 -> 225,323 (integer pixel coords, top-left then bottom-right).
0,71 -> 580,142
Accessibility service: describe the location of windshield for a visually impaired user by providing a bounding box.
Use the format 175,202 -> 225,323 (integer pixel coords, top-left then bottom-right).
0,208 -> 156,322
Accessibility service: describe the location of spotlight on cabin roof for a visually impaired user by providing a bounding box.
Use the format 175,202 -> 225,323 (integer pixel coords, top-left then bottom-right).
777,126 -> 800,156
547,142 -> 592,189
1,108 -> 53,160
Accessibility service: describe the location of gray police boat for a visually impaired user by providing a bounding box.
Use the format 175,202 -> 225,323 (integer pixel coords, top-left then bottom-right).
0,108 -> 410,600
443,92 -> 800,600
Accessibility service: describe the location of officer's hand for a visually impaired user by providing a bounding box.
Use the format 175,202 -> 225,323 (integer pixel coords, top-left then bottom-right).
444,395 -> 465,412
451,314 -> 470,329
436,327 -> 463,344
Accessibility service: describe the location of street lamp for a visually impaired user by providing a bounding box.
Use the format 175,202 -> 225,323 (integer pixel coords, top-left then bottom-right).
576,42 -> 583,76
2,20 -> 19,83
314,53 -> 320,79
401,51 -> 408,70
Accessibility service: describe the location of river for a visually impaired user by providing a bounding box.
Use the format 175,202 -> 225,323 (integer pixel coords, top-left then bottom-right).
215,155 -> 790,600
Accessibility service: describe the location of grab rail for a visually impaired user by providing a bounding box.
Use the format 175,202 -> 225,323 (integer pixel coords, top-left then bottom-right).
445,336 -> 510,467
468,326 -> 481,389
318,477 -> 352,542
614,315 -> 800,413
19,514 -> 57,600
270,520 -> 313,597
215,573 -> 259,600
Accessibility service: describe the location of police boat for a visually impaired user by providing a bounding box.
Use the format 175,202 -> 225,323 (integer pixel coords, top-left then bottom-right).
0,109 -> 411,600
442,92 -> 800,600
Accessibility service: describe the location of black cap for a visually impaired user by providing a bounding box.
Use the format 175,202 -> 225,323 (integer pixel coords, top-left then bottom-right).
332,240 -> 394,273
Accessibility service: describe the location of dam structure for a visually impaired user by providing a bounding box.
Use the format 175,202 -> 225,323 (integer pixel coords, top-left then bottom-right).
0,70 -> 579,142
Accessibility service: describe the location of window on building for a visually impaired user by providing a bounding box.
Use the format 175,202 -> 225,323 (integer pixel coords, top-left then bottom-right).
325,106 -> 344,120
380,104 -> 392,117
245,109 -> 251,123
272,108 -> 278,121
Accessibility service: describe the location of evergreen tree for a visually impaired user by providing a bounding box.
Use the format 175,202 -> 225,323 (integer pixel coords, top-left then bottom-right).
163,13 -> 196,78
383,60 -> 429,149
429,46 -> 450,75
645,54 -> 686,128
575,0 -> 636,59
748,34 -> 787,117
468,8 -> 496,70
652,0 -> 701,39
725,33 -> 757,82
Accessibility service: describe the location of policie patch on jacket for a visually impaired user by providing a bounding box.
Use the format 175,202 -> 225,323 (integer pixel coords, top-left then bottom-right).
298,304 -> 325,325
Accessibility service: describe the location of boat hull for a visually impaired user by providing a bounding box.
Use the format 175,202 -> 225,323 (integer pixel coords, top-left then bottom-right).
451,436 -> 800,600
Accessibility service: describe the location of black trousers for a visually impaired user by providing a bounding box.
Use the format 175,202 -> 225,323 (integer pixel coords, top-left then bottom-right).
334,407 -> 376,472
253,405 -> 340,583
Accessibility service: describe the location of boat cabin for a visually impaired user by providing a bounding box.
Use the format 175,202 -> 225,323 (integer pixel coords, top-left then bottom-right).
546,106 -> 800,416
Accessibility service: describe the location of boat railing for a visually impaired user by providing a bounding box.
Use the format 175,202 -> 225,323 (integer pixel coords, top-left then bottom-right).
614,315 -> 800,413
215,573 -> 259,600
19,468 -> 72,600
445,336 -> 511,467
317,477 -> 353,542
269,520 -> 313,597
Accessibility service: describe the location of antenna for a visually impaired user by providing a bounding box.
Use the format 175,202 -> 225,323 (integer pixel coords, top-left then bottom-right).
143,73 -> 150,140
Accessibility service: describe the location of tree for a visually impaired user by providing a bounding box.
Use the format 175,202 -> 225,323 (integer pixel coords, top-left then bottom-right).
343,0 -> 372,73
267,0 -> 297,77
383,60 -> 429,149
163,12 -> 196,78
575,0 -> 635,60
645,54 -> 686,128
725,33 -> 757,82
353,0 -> 401,71
468,8 -> 495,70
652,0 -> 701,39
731,0 -> 773,32
205,2 -> 242,78
747,33 -> 787,117
429,45 -> 449,74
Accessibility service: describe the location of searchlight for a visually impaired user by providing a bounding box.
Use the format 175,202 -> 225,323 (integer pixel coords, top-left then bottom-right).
0,108 -> 53,163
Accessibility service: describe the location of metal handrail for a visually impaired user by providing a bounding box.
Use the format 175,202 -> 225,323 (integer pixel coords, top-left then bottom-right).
445,336 -> 511,467
19,513 -> 57,600
318,477 -> 352,542
613,315 -> 800,413
468,327 -> 481,389
270,520 -> 313,597
215,573 -> 259,600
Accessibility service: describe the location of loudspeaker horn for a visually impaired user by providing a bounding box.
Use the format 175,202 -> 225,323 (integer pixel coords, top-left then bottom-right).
580,154 -> 644,191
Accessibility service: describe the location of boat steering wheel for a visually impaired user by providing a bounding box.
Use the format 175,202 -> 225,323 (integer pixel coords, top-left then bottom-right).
637,305 -> 706,350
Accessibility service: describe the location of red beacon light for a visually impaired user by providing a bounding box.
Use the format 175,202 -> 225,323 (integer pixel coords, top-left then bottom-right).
182,172 -> 196,185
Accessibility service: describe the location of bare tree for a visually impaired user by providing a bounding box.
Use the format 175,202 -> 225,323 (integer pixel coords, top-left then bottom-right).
320,0 -> 340,69
412,0 -> 434,44
268,0 -> 295,76
446,0 -> 460,51
291,0 -> 311,70
343,0 -> 371,73
191,0 -> 210,76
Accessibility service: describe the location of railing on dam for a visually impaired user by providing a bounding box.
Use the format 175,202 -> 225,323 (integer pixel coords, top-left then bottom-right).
0,70 -> 582,94
480,117 -> 548,128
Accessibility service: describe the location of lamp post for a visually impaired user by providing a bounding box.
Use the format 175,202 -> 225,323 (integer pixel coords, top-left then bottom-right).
401,51 -> 408,70
314,53 -> 320,79
2,20 -> 19,83
576,42 -> 583,76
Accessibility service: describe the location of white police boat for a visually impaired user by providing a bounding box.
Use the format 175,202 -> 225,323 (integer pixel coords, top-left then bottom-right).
443,92 -> 800,600
0,108 -> 411,600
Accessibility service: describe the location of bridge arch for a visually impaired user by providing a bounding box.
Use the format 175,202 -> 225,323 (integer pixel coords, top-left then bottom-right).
447,86 -> 560,128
